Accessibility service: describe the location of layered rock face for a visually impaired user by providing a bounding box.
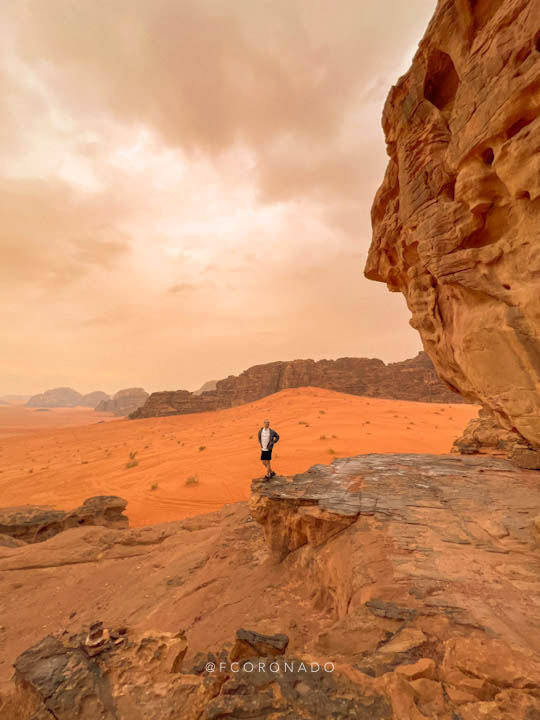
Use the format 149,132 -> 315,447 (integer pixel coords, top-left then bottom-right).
131,352 -> 468,419
365,0 -> 540,454
0,496 -> 128,545
95,387 -> 149,416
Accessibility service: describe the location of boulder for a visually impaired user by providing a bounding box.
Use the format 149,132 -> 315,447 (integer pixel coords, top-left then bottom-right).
229,629 -> 289,661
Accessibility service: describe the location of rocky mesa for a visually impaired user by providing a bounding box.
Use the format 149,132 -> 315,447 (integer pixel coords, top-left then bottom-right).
365,0 -> 540,462
131,352 -> 469,419
26,388 -> 110,409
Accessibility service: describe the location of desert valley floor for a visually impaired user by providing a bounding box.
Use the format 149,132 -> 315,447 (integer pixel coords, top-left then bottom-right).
0,388 -> 479,527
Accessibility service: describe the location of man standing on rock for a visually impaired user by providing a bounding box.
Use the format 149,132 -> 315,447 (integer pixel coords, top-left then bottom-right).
258,419 -> 280,479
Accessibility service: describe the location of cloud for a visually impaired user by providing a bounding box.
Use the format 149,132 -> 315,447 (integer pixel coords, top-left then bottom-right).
0,178 -> 131,290
0,0 -> 436,394
5,0 -> 435,203
168,282 -> 196,294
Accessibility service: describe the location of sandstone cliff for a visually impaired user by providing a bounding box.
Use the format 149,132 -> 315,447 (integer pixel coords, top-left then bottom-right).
131,352 -> 468,419
96,387 -> 149,416
365,0 -> 540,460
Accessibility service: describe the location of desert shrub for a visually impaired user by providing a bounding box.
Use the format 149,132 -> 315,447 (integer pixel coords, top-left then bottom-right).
126,460 -> 139,469
129,451 -> 138,460
328,448 -> 335,455
199,445 -> 206,452
150,482 -> 158,491
185,475 -> 199,486
320,434 -> 327,440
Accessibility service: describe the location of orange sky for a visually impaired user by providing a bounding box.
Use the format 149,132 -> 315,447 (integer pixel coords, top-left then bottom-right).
1,0 -> 437,395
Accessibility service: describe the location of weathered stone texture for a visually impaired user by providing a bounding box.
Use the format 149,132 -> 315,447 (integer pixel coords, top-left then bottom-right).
365,0 -> 540,451
0,495 -> 128,544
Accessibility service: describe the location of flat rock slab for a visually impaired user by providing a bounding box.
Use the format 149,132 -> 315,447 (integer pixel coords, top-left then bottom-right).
250,453 -> 540,560
250,453 -> 540,660
0,495 -> 129,543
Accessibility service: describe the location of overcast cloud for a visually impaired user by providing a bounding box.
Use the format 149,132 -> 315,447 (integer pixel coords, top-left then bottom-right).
1,0 -> 436,394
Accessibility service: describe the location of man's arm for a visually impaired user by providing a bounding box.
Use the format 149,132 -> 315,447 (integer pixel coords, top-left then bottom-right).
273,430 -> 280,442
257,428 -> 262,445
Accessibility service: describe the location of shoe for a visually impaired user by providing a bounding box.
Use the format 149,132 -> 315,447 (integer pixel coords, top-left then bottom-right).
270,471 -> 276,477
264,473 -> 272,479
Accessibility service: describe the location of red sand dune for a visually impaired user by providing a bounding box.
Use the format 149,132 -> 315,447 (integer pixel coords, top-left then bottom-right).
0,387 -> 479,527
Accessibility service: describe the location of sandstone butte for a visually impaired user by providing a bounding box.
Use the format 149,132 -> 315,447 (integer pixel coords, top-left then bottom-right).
365,0 -> 540,466
130,352 -> 470,420
95,387 -> 149,416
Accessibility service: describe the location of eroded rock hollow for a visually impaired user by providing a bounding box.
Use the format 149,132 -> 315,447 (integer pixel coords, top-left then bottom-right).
365,0 -> 540,455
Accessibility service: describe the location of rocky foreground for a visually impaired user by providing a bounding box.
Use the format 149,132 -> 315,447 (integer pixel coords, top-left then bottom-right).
1,454 -> 540,719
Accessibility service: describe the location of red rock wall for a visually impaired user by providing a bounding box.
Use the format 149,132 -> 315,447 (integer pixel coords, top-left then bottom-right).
366,0 -> 540,449
130,353 -> 469,419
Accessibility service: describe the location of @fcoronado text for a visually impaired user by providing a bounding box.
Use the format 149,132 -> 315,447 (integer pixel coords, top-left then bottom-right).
205,660 -> 335,673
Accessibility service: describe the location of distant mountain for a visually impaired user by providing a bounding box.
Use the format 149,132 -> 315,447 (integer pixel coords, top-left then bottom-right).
25,388 -> 109,409
193,379 -> 218,395
80,391 -> 110,408
95,388 -> 149,416
26,387 -> 83,408
131,351 -> 471,419
0,395 -> 32,405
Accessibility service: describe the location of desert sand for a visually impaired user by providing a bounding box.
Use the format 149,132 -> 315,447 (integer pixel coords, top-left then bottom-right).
0,387 -> 479,527
0,405 -> 118,439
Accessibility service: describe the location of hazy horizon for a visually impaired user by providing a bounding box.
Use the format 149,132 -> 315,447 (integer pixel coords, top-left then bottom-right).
2,348 -> 428,398
2,0 -> 437,396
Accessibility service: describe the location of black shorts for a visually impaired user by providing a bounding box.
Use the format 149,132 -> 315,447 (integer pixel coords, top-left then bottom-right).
261,449 -> 272,460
